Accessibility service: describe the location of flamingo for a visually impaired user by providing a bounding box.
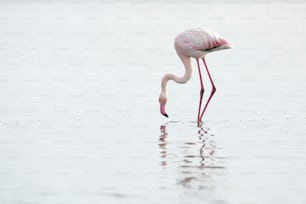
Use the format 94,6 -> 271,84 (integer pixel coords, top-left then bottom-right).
158,28 -> 231,126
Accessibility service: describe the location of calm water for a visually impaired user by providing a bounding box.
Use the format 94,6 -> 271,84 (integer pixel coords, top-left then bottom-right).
1,1 -> 306,204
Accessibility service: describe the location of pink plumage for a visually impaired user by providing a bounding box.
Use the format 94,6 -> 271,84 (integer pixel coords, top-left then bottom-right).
174,28 -> 231,59
159,28 -> 231,126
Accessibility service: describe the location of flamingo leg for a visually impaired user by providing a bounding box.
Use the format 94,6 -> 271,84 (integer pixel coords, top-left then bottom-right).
199,57 -> 216,122
196,59 -> 204,127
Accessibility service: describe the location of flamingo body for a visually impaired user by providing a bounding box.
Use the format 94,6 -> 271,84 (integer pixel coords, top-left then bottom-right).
174,28 -> 231,58
159,28 -> 231,126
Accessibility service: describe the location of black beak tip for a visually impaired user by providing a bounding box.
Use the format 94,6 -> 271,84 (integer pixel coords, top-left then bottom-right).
162,113 -> 169,118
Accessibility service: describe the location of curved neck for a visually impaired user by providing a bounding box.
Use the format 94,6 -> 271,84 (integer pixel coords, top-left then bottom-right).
161,56 -> 192,93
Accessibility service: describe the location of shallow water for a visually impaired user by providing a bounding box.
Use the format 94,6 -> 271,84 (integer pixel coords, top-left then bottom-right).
1,1 -> 306,204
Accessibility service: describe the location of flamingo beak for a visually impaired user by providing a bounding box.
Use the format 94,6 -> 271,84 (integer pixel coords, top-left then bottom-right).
160,104 -> 168,118
162,113 -> 169,118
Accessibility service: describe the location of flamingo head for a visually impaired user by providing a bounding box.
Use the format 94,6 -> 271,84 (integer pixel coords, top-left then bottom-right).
159,93 -> 168,118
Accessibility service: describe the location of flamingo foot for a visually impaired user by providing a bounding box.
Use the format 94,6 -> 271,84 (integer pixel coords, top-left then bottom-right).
197,120 -> 203,127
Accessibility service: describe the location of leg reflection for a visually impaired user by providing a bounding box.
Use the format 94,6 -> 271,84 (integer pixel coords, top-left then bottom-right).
159,122 -> 220,189
198,123 -> 216,169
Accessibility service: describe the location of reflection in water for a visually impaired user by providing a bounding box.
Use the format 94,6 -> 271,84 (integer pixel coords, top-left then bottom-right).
159,125 -> 168,167
159,123 -> 222,189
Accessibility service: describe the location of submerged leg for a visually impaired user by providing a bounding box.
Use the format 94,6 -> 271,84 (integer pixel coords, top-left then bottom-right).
196,59 -> 204,126
199,58 -> 216,121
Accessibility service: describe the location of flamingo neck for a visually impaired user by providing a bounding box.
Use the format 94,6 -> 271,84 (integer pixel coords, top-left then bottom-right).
161,56 -> 192,93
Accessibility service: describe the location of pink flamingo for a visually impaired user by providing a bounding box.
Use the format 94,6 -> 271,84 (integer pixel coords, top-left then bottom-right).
159,28 -> 231,126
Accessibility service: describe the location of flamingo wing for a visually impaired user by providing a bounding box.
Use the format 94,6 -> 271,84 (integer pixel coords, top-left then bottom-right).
178,28 -> 230,52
